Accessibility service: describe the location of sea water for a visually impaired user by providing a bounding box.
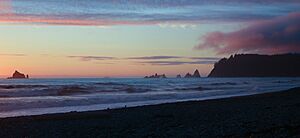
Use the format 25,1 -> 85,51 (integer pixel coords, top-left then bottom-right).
0,78 -> 299,118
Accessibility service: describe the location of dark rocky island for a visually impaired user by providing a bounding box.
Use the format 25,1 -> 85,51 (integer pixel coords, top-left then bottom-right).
7,70 -> 29,79
176,74 -> 182,78
184,69 -> 201,78
144,73 -> 167,78
209,53 -> 300,77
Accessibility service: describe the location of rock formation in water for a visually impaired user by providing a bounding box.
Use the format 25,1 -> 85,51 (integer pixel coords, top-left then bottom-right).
176,74 -> 182,78
184,73 -> 192,78
144,73 -> 167,78
208,53 -> 300,77
7,70 -> 29,79
193,69 -> 201,78
184,69 -> 201,78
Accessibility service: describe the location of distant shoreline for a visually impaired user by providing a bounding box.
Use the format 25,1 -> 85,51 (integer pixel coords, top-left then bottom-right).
0,87 -> 299,137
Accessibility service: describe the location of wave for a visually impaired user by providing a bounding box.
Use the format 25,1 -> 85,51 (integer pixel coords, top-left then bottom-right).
56,85 -> 90,96
174,86 -> 208,91
95,82 -> 152,93
124,86 -> 151,93
0,83 -> 153,97
94,82 -> 129,86
0,78 -> 300,118
210,82 -> 237,86
0,85 -> 48,89
272,79 -> 300,84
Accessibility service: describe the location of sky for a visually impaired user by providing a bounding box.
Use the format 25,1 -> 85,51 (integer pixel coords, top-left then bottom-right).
0,0 -> 299,78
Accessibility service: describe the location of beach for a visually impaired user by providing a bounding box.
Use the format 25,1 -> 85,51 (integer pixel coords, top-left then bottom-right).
0,87 -> 299,137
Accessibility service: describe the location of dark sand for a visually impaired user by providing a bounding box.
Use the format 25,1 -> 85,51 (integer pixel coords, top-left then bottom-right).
1,88 -> 300,137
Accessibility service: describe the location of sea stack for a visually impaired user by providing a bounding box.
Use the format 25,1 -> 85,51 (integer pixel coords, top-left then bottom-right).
184,69 -> 201,78
176,74 -> 182,78
193,69 -> 201,78
184,73 -> 192,78
7,70 -> 29,79
144,73 -> 167,78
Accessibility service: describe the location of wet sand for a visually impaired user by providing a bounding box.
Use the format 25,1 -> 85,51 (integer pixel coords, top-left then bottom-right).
0,87 -> 300,137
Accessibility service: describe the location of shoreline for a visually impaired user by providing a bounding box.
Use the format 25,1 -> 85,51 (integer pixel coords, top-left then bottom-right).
0,87 -> 300,137
0,87 -> 294,119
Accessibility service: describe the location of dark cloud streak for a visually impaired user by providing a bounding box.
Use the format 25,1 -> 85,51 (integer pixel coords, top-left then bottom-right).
68,55 -> 220,65
139,60 -> 217,66
0,54 -> 26,57
189,57 -> 221,60
68,56 -> 117,61
126,56 -> 182,60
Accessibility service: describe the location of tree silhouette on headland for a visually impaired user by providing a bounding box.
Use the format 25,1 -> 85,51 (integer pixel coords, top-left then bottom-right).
209,53 -> 300,77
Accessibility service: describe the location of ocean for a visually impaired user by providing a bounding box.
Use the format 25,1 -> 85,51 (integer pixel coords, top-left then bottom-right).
0,78 -> 299,118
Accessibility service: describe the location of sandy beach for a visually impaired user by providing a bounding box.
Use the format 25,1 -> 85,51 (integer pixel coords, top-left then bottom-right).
0,87 -> 299,137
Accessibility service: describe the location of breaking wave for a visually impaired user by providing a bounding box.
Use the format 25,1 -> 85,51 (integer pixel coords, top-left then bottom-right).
0,77 -> 299,118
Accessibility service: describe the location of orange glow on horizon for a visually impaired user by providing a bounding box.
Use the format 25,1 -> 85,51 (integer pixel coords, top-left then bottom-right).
0,55 -> 213,78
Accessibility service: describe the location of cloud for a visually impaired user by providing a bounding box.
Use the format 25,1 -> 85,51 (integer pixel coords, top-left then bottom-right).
0,54 -> 26,56
188,57 -> 221,60
127,56 -> 182,60
139,60 -> 216,66
68,56 -> 117,61
0,0 -> 299,26
68,55 -> 220,65
127,56 -> 221,61
130,56 -> 220,66
158,23 -> 198,29
195,12 -> 300,54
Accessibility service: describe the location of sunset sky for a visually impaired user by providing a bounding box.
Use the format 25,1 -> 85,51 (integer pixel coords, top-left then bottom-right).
0,0 -> 299,78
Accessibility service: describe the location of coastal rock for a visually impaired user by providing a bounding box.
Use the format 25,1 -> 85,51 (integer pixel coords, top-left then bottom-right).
7,70 -> 29,79
193,69 -> 201,78
208,53 -> 300,77
145,73 -> 167,78
184,69 -> 201,78
176,74 -> 182,78
184,73 -> 192,78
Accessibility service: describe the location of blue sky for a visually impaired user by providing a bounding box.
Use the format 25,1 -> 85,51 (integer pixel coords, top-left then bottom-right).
1,0 -> 299,25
